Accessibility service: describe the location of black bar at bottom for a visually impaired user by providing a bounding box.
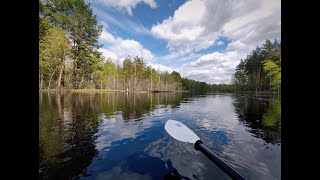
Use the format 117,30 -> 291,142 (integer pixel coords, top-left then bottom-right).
194,140 -> 247,180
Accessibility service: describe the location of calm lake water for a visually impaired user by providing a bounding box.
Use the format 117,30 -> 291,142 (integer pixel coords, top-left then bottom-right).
39,92 -> 281,180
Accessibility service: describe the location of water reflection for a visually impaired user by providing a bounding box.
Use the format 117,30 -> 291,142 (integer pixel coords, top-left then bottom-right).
262,100 -> 281,128
39,93 -> 100,179
233,94 -> 281,144
39,92 -> 185,179
40,92 -> 280,180
90,151 -> 191,180
93,92 -> 183,120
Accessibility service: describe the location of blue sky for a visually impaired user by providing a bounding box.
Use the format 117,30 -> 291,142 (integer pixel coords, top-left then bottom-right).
88,0 -> 281,84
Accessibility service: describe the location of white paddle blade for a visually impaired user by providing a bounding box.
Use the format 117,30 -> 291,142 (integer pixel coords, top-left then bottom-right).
165,120 -> 200,144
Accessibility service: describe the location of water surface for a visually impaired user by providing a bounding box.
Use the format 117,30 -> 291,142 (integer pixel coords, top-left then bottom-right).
39,92 -> 281,179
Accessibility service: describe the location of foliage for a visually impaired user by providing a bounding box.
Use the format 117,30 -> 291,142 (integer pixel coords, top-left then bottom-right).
40,0 -> 265,92
233,39 -> 281,92
262,60 -> 281,90
39,26 -> 70,88
262,100 -> 281,128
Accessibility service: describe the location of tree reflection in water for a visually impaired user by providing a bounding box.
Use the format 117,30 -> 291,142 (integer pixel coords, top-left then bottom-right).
39,92 -> 185,179
233,93 -> 281,145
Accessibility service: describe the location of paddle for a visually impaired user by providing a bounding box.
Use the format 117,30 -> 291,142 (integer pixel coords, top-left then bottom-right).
165,120 -> 247,180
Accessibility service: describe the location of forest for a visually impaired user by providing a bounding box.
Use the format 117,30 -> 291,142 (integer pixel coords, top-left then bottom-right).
39,0 -> 280,93
232,40 -> 281,93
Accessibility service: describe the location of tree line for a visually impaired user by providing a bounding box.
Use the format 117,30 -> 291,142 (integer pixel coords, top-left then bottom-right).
232,39 -> 281,93
39,0 -> 280,93
39,0 -> 215,91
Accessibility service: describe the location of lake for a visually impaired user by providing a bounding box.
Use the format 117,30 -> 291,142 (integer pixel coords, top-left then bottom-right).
39,92 -> 281,180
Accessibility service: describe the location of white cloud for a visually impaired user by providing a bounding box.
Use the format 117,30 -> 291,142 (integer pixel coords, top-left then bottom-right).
158,51 -> 203,64
151,0 -> 280,84
93,0 -> 280,84
98,48 -> 118,61
95,114 -> 154,151
151,0 -> 274,54
98,29 -> 176,73
148,63 -> 175,73
98,28 -> 155,65
151,0 -> 213,53
99,29 -> 116,43
179,65 -> 236,84
179,50 -> 247,84
112,39 -> 155,63
93,0 -> 157,15
92,6 -> 151,35
190,51 -> 239,67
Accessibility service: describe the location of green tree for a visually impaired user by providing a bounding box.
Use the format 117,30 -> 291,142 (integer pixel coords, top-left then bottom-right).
39,17 -> 52,41
262,60 -> 281,92
102,59 -> 116,89
123,57 -> 134,90
39,26 -> 70,89
41,0 -> 102,89
233,39 -> 281,92
233,70 -> 247,91
133,56 -> 146,90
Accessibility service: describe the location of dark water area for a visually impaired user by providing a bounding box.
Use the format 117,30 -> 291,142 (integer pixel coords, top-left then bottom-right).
39,92 -> 281,180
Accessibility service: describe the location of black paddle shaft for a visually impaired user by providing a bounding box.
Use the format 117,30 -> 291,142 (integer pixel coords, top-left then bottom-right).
194,140 -> 247,180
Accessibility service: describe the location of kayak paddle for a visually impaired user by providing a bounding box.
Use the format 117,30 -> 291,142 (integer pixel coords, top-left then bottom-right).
164,120 -> 247,180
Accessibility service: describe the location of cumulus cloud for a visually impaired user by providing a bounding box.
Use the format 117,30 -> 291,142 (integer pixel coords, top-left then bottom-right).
179,50 -> 248,84
98,28 -> 154,65
151,0 -> 278,54
93,0 -> 280,84
98,29 -> 176,73
148,63 -> 175,73
99,29 -> 116,43
98,48 -> 118,61
151,0 -> 280,84
190,51 -> 239,68
94,0 -> 157,15
179,65 -> 237,84
151,0 -> 214,53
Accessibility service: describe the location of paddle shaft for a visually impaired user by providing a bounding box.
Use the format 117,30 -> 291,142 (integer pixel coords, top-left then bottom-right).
195,140 -> 247,180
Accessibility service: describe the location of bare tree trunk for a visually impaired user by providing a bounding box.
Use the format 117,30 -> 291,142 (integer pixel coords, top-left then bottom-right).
57,52 -> 65,90
40,73 -> 43,89
150,72 -> 152,91
78,76 -> 86,89
72,58 -> 78,89
101,73 -> 103,89
166,78 -> 168,91
108,71 -> 110,90
61,63 -> 66,88
105,76 -> 109,89
116,66 -> 118,90
72,43 -> 79,89
39,70 -> 41,89
113,73 -> 116,90
48,68 -> 57,89
116,71 -> 118,90
158,75 -> 160,91
134,64 -> 136,91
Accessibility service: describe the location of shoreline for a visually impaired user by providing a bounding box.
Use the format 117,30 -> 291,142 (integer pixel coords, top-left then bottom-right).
39,89 -> 188,93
